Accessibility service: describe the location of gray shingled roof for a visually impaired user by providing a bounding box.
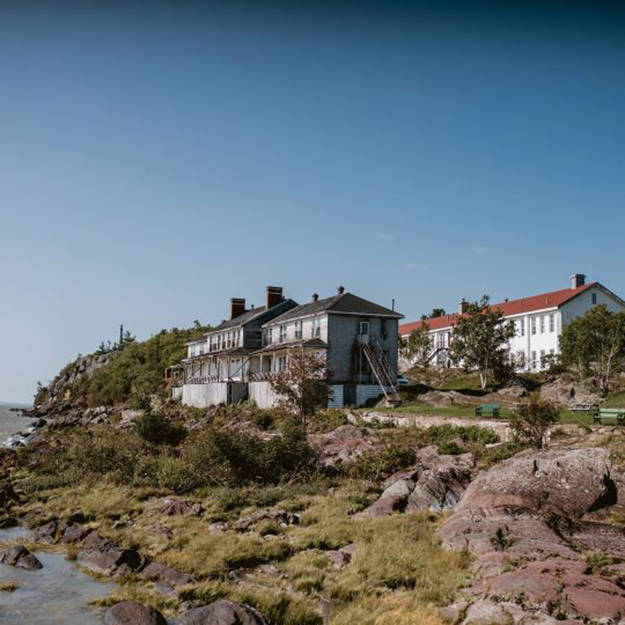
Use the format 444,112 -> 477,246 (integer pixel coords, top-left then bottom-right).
207,298 -> 299,333
208,306 -> 268,332
264,292 -> 402,326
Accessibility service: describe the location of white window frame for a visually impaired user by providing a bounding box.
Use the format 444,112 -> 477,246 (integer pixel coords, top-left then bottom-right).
549,314 -> 555,333
279,325 -> 287,343
358,320 -> 370,335
531,317 -> 536,335
539,316 -> 545,334
295,320 -> 303,339
312,317 -> 321,338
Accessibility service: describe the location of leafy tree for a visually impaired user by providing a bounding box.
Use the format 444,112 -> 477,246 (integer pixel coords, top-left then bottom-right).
420,308 -> 446,321
268,350 -> 330,429
510,396 -> 559,449
448,295 -> 515,389
401,322 -> 433,367
559,305 -> 625,395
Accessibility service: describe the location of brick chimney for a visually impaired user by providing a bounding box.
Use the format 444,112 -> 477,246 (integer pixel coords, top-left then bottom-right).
230,298 -> 246,319
570,273 -> 586,289
459,297 -> 467,313
265,286 -> 283,309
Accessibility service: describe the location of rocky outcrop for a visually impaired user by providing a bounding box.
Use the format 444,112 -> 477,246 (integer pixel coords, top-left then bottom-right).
326,543 -> 356,569
419,390 -> 474,407
358,446 -> 474,518
158,498 -> 201,516
141,561 -> 192,596
104,601 -> 167,625
233,509 -> 300,532
0,545 -> 43,570
176,600 -> 269,625
29,515 -> 191,596
34,353 -> 113,411
439,447 -> 625,624
308,425 -> 384,468
78,531 -> 143,575
540,378 -> 601,408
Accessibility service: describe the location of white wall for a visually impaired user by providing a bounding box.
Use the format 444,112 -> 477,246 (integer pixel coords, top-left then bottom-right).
561,285 -> 625,323
182,383 -> 228,407
181,382 -> 247,408
249,381 -> 279,409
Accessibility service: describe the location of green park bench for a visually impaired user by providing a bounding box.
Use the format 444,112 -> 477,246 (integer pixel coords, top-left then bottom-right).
571,403 -> 599,418
593,408 -> 625,426
475,402 -> 500,418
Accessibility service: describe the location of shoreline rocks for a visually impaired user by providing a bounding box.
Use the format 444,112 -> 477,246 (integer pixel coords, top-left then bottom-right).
0,545 -> 43,570
358,446 -> 474,518
104,601 -> 167,625
439,447 -> 625,624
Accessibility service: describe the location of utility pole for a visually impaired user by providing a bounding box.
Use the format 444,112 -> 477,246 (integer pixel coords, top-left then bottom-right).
119,324 -> 124,350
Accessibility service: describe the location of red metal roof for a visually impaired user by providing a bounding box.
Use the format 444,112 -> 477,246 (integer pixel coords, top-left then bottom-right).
399,282 -> 597,335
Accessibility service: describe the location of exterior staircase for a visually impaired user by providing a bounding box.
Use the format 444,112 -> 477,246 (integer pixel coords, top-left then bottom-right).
359,336 -> 400,404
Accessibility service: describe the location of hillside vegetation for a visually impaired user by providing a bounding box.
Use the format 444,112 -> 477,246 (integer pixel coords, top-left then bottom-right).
35,325 -> 209,409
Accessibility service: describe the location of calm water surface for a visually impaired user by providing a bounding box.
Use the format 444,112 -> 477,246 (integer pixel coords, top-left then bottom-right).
0,404 -> 32,445
0,405 -> 114,623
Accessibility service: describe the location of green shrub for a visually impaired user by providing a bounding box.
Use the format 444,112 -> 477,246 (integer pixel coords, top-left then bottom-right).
510,397 -> 559,449
348,445 -> 416,481
436,440 -> 465,455
134,411 -> 186,445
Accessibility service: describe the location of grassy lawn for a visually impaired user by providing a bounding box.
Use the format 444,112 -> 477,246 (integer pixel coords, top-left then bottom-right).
602,390 -> 625,408
375,403 -> 594,425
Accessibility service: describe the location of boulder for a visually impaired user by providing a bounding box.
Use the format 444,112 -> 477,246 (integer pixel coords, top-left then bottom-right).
0,545 -> 43,570
406,447 -> 473,512
358,447 -> 474,518
540,378 -> 601,408
141,561 -> 192,587
439,446 -> 625,624
104,601 -> 167,625
326,543 -> 356,569
308,425 -> 384,468
78,532 -> 143,575
356,478 -> 414,519
0,477 -> 18,511
419,390 -> 472,407
33,519 -> 58,543
0,516 -> 18,529
176,600 -> 268,625
450,447 -> 613,518
233,509 -> 299,532
158,498 -> 201,516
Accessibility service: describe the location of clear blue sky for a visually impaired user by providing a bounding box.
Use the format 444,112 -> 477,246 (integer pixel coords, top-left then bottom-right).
2,2 -> 625,403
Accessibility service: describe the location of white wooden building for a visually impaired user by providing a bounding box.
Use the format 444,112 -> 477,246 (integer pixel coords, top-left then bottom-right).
175,286 -> 403,408
399,274 -> 625,372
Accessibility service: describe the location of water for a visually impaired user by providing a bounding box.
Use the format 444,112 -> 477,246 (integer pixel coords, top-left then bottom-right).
0,527 -> 113,623
0,403 -> 33,447
0,407 -> 114,622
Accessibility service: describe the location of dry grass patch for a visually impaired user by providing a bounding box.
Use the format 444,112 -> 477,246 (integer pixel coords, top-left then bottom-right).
330,592 -> 446,625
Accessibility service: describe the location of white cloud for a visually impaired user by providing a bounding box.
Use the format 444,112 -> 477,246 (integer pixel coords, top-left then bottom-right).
376,232 -> 394,241
471,246 -> 489,255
